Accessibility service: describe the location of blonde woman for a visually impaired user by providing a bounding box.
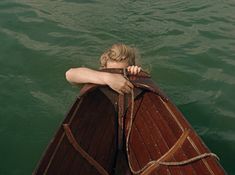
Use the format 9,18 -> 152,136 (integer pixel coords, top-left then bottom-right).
65,44 -> 142,94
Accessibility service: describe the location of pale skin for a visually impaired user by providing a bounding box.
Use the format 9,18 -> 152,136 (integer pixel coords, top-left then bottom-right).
65,60 -> 141,94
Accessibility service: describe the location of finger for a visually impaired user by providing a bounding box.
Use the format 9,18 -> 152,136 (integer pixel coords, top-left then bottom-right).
126,80 -> 134,89
123,88 -> 131,94
114,87 -> 124,95
134,66 -> 138,75
130,66 -> 135,74
137,67 -> 141,73
117,90 -> 124,95
121,89 -> 128,94
127,66 -> 131,72
124,85 -> 131,93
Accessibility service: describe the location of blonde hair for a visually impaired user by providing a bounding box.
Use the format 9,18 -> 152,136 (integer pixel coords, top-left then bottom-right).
100,44 -> 138,68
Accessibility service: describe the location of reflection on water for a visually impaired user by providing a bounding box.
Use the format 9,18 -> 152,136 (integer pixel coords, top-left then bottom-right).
0,0 -> 235,174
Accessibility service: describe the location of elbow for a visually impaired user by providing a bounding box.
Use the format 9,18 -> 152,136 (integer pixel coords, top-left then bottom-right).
65,67 -> 89,85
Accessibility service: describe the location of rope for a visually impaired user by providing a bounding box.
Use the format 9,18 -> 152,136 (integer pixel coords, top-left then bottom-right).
125,79 -> 220,175
63,124 -> 109,175
158,153 -> 219,166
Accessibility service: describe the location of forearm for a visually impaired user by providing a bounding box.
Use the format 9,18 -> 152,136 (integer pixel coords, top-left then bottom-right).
65,67 -> 110,85
65,66 -> 138,94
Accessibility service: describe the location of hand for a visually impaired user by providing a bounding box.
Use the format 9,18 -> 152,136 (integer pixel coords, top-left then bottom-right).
127,65 -> 141,75
104,73 -> 134,95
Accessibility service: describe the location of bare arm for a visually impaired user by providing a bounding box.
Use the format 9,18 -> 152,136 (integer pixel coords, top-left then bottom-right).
65,67 -> 134,94
66,67 -> 109,85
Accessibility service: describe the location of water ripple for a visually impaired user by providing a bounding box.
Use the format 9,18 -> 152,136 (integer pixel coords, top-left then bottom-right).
1,0 -> 235,174
203,68 -> 235,85
30,91 -> 66,115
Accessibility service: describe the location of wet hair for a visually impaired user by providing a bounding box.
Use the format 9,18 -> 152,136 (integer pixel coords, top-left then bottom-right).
100,44 -> 137,68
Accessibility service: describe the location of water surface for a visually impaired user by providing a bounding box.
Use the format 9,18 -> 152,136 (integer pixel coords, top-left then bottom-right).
0,0 -> 235,174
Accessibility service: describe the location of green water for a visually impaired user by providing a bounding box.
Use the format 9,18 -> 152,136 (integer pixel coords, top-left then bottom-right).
0,0 -> 235,174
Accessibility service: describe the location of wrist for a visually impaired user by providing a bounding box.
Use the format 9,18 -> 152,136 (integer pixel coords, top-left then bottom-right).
100,72 -> 112,85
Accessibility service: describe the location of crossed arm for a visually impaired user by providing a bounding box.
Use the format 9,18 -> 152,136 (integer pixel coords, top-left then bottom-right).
65,66 -> 141,94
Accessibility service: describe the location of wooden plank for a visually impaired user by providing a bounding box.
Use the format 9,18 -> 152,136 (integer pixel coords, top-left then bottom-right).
129,144 -> 141,173
79,102 -> 113,174
58,92 -> 102,174
181,138 -> 211,174
50,94 -> 99,174
132,124 -> 153,166
73,90 -> 113,174
135,102 -> 170,175
144,93 -> 183,175
149,93 -> 197,175
44,89 -> 109,174
189,132 -> 226,175
127,94 -> 172,175
45,98 -> 85,174
67,96 -> 101,174
34,98 -> 81,174
158,93 -> 226,174
125,92 -> 145,173
94,110 -> 116,170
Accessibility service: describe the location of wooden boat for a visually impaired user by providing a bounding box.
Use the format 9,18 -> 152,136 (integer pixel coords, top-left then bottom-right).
33,69 -> 226,175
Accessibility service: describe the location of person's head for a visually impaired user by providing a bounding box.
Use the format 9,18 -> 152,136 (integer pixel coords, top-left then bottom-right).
100,43 -> 138,69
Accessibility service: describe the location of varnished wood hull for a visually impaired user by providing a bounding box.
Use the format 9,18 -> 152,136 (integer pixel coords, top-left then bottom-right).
33,89 -> 118,175
34,70 -> 226,175
124,87 -> 226,175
